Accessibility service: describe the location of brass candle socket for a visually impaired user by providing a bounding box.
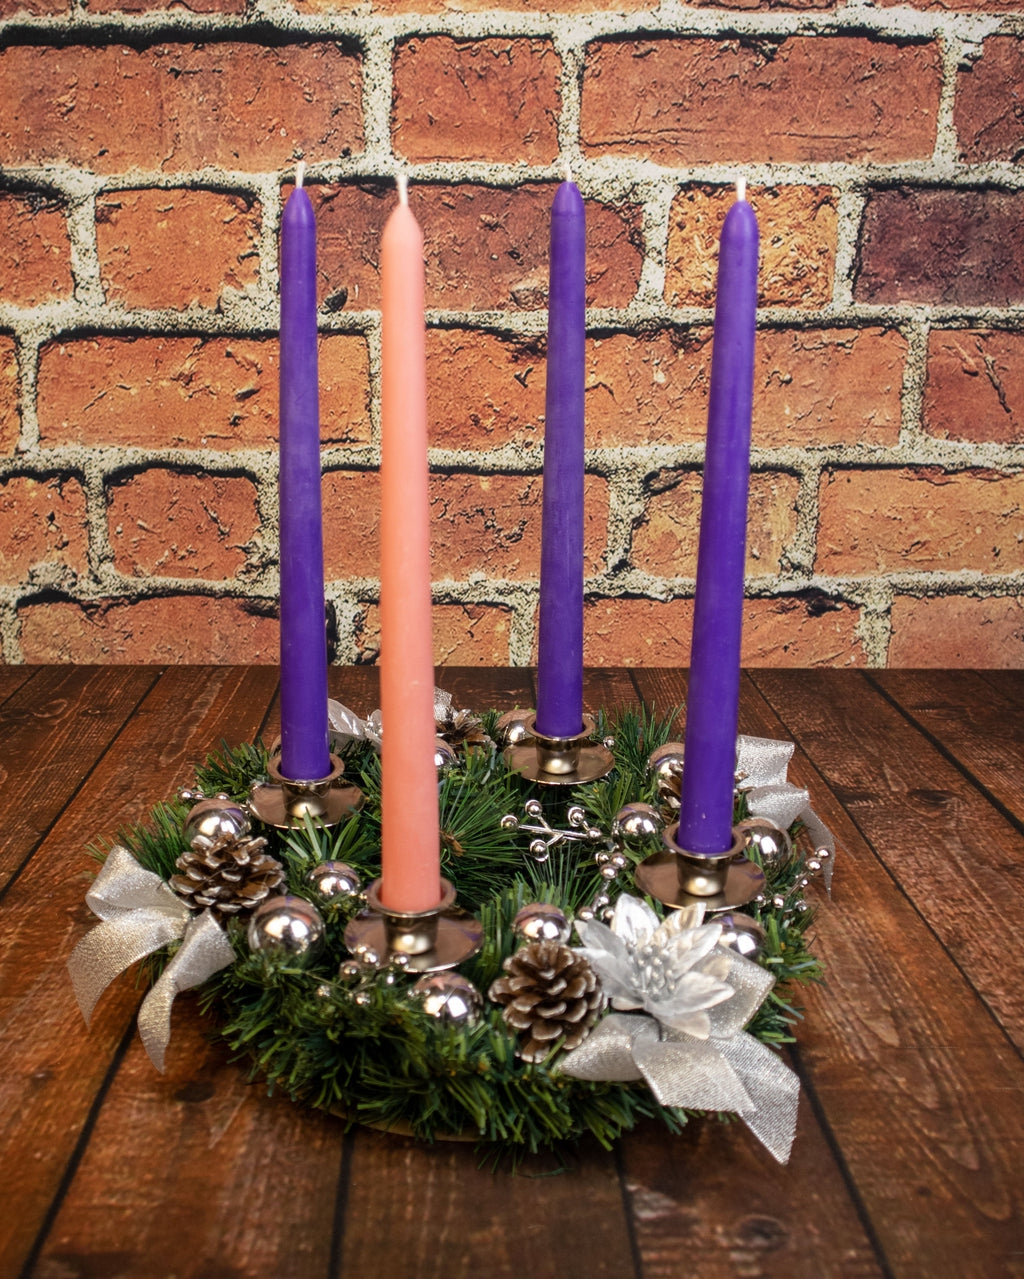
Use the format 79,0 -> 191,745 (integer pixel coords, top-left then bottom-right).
634,823 -> 765,912
248,752 -> 364,829
504,714 -> 614,786
343,877 -> 484,973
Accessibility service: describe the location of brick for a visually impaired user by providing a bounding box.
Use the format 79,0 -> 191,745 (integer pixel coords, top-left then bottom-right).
393,38 -> 559,165
0,192 -> 73,308
0,337 -> 18,455
323,469 -> 609,581
955,37 -> 1024,163
96,190 -> 260,311
0,475 -> 89,585
684,0 -> 833,9
855,190 -> 1024,306
355,602 -> 513,665
876,0 -> 1019,12
756,327 -> 905,447
816,468 -> 1024,575
888,594 -> 1024,666
331,0 -> 654,10
580,595 -> 865,665
0,0 -> 67,14
582,38 -> 939,164
37,334 -> 370,450
666,187 -> 837,309
0,44 -> 361,173
92,0 -> 243,12
314,183 -> 642,312
18,595 -> 279,662
426,330 -> 545,452
107,469 -> 260,579
632,470 -> 800,578
924,331 -> 1024,445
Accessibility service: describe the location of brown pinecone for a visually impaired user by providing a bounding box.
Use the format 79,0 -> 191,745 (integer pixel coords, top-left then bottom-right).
489,940 -> 603,1063
170,832 -> 285,920
436,707 -> 491,752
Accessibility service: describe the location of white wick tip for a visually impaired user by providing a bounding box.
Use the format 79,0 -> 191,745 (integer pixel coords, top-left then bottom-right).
397,172 -> 409,205
296,160 -> 306,189
736,177 -> 747,203
563,162 -> 573,185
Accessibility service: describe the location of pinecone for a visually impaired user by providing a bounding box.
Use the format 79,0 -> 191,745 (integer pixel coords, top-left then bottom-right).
489,940 -> 604,1063
435,706 -> 492,752
170,832 -> 285,920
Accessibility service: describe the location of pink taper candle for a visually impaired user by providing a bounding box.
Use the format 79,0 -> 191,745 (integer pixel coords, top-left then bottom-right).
379,176 -> 441,913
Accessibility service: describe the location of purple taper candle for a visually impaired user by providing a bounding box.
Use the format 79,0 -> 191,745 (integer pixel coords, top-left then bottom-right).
535,175 -> 586,738
278,164 -> 330,782
677,182 -> 759,854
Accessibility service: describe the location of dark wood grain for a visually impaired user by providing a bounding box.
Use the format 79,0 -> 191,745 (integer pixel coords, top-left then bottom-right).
0,666 -> 280,1277
750,669 -> 1024,1048
0,665 -> 162,891
2,667 -> 1023,1279
744,672 -> 1024,1279
869,669 -> 1024,828
0,663 -> 36,707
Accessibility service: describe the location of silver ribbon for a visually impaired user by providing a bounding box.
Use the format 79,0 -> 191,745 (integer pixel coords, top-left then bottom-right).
561,1007 -> 799,1164
737,734 -> 836,891
328,689 -> 457,756
67,845 -> 235,1072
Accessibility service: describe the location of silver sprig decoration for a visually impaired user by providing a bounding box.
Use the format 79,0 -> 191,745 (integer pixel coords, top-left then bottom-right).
501,800 -> 608,864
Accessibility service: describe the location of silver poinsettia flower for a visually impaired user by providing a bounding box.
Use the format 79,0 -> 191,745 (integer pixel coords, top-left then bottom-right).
573,894 -> 735,1039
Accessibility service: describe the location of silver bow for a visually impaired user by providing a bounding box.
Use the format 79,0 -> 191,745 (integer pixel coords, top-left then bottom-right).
67,845 -> 235,1071
563,894 -> 799,1163
737,734 -> 835,891
327,689 -> 460,756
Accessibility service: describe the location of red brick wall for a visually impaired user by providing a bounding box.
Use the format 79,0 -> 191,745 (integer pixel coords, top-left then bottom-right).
1,3 -> 1022,667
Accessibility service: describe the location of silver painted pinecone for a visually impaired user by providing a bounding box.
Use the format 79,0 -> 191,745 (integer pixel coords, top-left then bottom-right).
489,940 -> 603,1063
170,831 -> 285,921
436,707 -> 491,751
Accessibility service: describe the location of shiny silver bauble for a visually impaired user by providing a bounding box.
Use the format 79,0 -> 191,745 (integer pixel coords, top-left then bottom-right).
512,902 -> 571,945
247,895 -> 325,961
433,738 -> 458,772
412,972 -> 482,1026
714,912 -> 768,962
736,816 -> 794,876
647,742 -> 686,792
493,709 -> 536,749
305,861 -> 362,904
183,795 -> 251,843
611,801 -> 665,842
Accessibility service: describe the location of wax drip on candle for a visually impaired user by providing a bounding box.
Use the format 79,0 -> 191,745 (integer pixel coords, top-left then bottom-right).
296,161 -> 306,189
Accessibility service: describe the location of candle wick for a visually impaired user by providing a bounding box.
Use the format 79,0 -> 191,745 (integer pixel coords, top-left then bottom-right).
296,160 -> 306,189
397,172 -> 409,206
736,176 -> 747,203
563,162 -> 573,185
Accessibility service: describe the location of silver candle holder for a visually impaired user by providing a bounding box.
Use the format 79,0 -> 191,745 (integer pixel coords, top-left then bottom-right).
343,877 -> 483,973
503,713 -> 614,786
248,751 -> 363,829
634,823 -> 765,912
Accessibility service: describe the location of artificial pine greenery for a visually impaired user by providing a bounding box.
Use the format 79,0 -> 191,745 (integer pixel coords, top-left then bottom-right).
110,706 -> 825,1159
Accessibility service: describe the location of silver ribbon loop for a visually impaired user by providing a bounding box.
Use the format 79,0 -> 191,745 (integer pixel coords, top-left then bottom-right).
737,733 -> 836,891
67,844 -> 235,1072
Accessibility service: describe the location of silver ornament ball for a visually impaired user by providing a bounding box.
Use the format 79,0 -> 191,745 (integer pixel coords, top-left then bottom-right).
247,895 -> 325,962
305,861 -> 362,903
493,709 -> 536,749
736,817 -> 794,876
183,795 -> 251,843
612,801 -> 665,842
433,738 -> 458,772
647,742 -> 686,796
413,972 -> 483,1026
512,902 -> 571,945
714,912 -> 768,962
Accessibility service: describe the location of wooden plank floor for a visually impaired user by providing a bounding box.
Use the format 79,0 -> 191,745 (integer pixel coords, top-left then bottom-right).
0,667 -> 1021,1279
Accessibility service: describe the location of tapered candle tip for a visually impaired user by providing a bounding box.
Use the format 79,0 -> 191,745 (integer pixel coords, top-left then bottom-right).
397,173 -> 409,206
736,177 -> 747,203
296,161 -> 306,189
